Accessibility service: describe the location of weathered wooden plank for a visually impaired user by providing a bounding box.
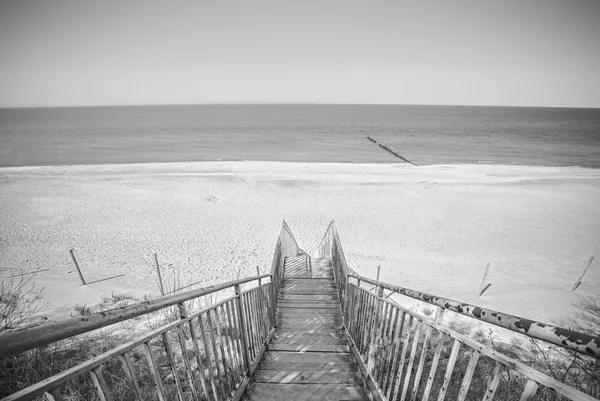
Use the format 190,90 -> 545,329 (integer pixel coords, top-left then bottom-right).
279,289 -> 339,295
269,343 -> 350,352
482,362 -> 503,401
276,326 -> 345,335
390,315 -> 414,399
277,311 -> 342,319
436,338 -> 461,401
263,351 -> 354,363
279,293 -> 339,302
411,324 -> 433,401
259,361 -> 359,372
401,320 -> 422,401
457,350 -> 481,401
143,341 -> 167,401
421,331 -> 445,401
117,354 -> 142,401
520,380 -> 540,401
254,370 -> 362,384
272,334 -> 346,345
89,367 -> 112,401
246,383 -> 370,401
278,302 -> 339,309
160,332 -> 185,401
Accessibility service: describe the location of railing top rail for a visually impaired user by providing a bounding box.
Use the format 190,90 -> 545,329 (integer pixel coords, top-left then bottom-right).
348,272 -> 600,359
0,273 -> 270,359
279,219 -> 308,255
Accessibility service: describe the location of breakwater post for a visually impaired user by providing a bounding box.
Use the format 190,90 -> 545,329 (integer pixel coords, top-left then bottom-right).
366,136 -> 418,166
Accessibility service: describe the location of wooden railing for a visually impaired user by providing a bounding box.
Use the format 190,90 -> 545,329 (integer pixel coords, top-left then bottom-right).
318,220 -> 600,401
0,220 -> 304,401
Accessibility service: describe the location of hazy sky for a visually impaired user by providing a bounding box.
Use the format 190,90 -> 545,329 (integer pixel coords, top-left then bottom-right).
1,0 -> 599,108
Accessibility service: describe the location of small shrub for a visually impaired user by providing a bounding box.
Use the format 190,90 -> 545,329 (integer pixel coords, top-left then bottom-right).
0,276 -> 47,333
70,304 -> 92,318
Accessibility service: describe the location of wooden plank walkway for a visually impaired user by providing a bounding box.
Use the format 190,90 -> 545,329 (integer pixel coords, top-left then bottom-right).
245,256 -> 371,400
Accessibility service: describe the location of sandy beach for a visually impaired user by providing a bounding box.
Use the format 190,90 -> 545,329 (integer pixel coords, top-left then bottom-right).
1,161 -> 599,331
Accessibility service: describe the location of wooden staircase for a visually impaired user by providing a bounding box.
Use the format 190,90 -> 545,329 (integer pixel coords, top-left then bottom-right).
245,256 -> 371,400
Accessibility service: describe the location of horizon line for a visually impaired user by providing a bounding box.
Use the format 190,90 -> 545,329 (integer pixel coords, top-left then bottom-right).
1,102 -> 599,110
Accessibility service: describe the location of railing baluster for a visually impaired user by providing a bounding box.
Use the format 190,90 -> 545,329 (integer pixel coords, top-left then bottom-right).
213,306 -> 233,397
247,290 -> 258,359
457,349 -> 481,401
381,307 -> 401,395
143,341 -> 167,401
89,367 -> 112,401
206,309 -> 228,398
117,353 -> 142,400
422,331 -> 445,401
161,331 -> 186,401
361,291 -> 375,355
44,388 -> 65,401
186,316 -> 211,400
392,315 -> 415,400
225,300 -> 243,378
220,303 -> 238,388
197,314 -> 220,401
401,320 -> 423,401
175,302 -> 200,401
175,325 -> 200,401
243,292 -> 256,359
375,299 -> 392,382
385,310 -> 407,399
411,324 -> 433,401
234,284 -> 251,371
483,362 -> 504,401
355,288 -> 366,347
437,338 -> 462,401
520,380 -> 540,401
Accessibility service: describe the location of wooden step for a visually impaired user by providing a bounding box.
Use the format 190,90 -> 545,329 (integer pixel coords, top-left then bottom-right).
259,361 -> 359,372
276,327 -> 346,337
279,292 -> 339,302
263,351 -> 355,363
276,322 -> 344,331
268,343 -> 350,353
246,383 -> 370,400
280,289 -> 338,295
278,303 -> 339,309
278,309 -> 341,317
254,370 -> 363,385
273,332 -> 345,342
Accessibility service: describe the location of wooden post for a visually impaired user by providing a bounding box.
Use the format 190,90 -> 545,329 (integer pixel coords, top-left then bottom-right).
69,250 -> 86,285
572,256 -> 594,291
434,306 -> 445,326
367,266 -> 383,375
256,266 -> 261,286
234,284 -> 251,371
479,263 -> 490,296
154,253 -> 165,296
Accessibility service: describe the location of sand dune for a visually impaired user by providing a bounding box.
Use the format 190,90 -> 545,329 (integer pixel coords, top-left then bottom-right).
1,161 -> 599,329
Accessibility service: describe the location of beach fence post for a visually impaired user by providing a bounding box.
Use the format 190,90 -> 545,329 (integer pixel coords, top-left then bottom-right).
479,263 -> 491,296
256,266 -> 261,286
69,250 -> 86,285
572,256 -> 594,291
154,253 -> 165,296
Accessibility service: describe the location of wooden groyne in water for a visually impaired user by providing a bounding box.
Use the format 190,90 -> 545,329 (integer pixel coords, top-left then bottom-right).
1,221 -> 599,400
367,136 -> 418,166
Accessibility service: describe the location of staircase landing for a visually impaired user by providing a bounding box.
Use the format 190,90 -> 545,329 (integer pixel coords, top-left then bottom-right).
245,256 -> 370,400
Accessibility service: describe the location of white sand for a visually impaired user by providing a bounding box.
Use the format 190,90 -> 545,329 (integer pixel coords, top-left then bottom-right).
1,161 -> 599,331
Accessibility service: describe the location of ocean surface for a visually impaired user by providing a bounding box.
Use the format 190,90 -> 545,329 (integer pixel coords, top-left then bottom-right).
1,104 -> 599,168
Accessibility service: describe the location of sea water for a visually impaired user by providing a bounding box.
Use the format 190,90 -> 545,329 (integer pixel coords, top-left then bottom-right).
1,104 -> 599,168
